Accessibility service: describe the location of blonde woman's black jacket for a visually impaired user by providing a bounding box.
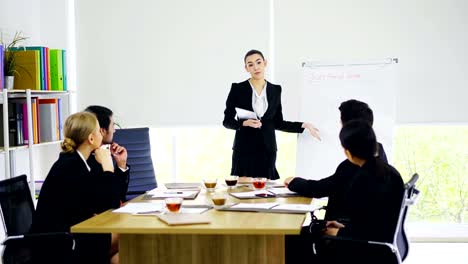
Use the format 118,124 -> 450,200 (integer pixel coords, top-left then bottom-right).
31,151 -> 128,263
223,80 -> 304,152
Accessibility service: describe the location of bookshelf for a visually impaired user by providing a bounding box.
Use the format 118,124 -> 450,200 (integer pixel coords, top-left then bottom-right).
0,89 -> 70,199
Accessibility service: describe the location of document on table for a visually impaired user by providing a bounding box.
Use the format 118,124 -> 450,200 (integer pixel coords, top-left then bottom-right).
230,190 -> 273,199
113,202 -> 211,215
267,187 -> 300,197
220,203 -> 322,214
157,214 -> 211,226
147,188 -> 200,199
165,182 -> 201,189
269,204 -> 323,213
230,202 -> 279,210
113,202 -> 164,214
235,107 -> 258,120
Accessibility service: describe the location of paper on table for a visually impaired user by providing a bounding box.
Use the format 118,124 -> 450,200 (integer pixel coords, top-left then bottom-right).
179,207 -> 210,214
157,213 -> 211,226
230,190 -> 271,199
267,187 -> 299,196
147,189 -> 200,199
270,204 -> 322,213
113,202 -> 164,214
235,107 -> 258,120
230,202 -> 279,210
165,182 -> 201,189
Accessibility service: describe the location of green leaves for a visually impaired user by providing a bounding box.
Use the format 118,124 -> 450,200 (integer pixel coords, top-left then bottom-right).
1,31 -> 29,76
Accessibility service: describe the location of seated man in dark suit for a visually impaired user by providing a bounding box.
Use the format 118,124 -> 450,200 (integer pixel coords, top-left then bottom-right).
85,105 -> 130,263
85,105 -> 130,203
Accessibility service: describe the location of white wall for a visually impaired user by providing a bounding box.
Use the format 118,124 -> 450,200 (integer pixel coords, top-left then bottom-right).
0,0 -> 70,49
76,0 -> 468,127
75,0 -> 270,127
275,0 -> 468,124
0,0 -> 41,44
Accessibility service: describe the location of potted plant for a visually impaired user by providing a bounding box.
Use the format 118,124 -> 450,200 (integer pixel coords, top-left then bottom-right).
1,31 -> 29,89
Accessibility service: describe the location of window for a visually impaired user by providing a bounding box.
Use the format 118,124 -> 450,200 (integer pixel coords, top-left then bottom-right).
150,127 -> 297,183
150,125 -> 468,229
393,125 -> 468,224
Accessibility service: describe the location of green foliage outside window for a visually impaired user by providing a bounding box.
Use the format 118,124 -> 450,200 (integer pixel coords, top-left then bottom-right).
393,126 -> 468,223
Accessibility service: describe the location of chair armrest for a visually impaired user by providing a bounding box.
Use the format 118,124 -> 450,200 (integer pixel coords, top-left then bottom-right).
321,235 -> 401,263
3,232 -> 75,250
2,232 -> 75,264
322,235 -> 395,249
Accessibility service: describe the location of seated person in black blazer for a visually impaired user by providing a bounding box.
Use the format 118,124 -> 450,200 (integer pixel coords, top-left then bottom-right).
318,120 -> 404,263
284,100 -> 393,263
323,120 -> 403,241
85,105 -> 129,203
285,120 -> 403,263
286,99 -> 388,222
31,112 -> 126,264
223,49 -> 320,181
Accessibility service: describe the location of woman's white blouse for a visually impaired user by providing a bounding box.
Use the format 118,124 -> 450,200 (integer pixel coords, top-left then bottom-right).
249,81 -> 268,119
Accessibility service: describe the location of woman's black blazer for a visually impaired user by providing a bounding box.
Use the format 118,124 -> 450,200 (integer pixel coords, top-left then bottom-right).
223,80 -> 304,152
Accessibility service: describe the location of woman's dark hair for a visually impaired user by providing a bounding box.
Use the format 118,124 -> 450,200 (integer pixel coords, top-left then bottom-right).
85,105 -> 113,131
339,119 -> 377,160
244,49 -> 265,63
338,99 -> 374,126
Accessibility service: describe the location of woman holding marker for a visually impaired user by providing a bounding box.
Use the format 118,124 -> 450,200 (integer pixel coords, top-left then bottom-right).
223,49 -> 321,180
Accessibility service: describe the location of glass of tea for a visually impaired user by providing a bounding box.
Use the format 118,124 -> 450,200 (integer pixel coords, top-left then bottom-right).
224,175 -> 239,189
252,177 -> 267,190
165,197 -> 183,213
203,179 -> 217,192
211,193 -> 228,209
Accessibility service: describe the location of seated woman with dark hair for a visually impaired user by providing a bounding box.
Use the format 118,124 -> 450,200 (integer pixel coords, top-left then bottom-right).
31,112 -> 125,264
325,119 -> 404,242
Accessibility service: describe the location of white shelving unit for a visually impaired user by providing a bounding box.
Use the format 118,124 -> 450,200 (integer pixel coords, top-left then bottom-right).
1,89 -> 71,199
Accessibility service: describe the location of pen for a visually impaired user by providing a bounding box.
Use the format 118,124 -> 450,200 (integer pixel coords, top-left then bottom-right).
136,210 -> 161,214
165,192 -> 183,194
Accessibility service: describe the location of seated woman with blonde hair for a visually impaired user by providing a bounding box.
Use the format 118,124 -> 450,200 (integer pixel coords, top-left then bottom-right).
31,112 -> 125,264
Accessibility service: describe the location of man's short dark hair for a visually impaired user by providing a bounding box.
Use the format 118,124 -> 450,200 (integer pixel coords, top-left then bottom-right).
338,99 -> 374,126
84,105 -> 113,131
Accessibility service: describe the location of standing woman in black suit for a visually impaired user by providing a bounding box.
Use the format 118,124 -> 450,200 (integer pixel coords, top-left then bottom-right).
223,50 -> 321,180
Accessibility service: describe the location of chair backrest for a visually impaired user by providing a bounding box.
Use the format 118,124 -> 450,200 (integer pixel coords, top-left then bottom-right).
0,175 -> 35,236
394,173 -> 420,261
113,127 -> 157,200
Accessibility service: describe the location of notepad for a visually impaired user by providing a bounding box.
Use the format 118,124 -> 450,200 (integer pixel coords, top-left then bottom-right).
157,213 -> 211,226
269,204 -> 322,213
230,190 -> 274,199
267,187 -> 300,197
230,202 -> 279,210
146,189 -> 200,199
219,203 -> 321,214
165,182 -> 201,189
113,202 -> 164,214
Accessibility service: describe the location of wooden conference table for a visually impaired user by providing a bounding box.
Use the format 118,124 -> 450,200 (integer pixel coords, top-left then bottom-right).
71,185 -> 312,264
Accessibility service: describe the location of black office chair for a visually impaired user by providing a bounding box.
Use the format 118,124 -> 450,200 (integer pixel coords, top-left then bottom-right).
319,173 -> 420,264
0,175 -> 75,264
113,127 -> 157,201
